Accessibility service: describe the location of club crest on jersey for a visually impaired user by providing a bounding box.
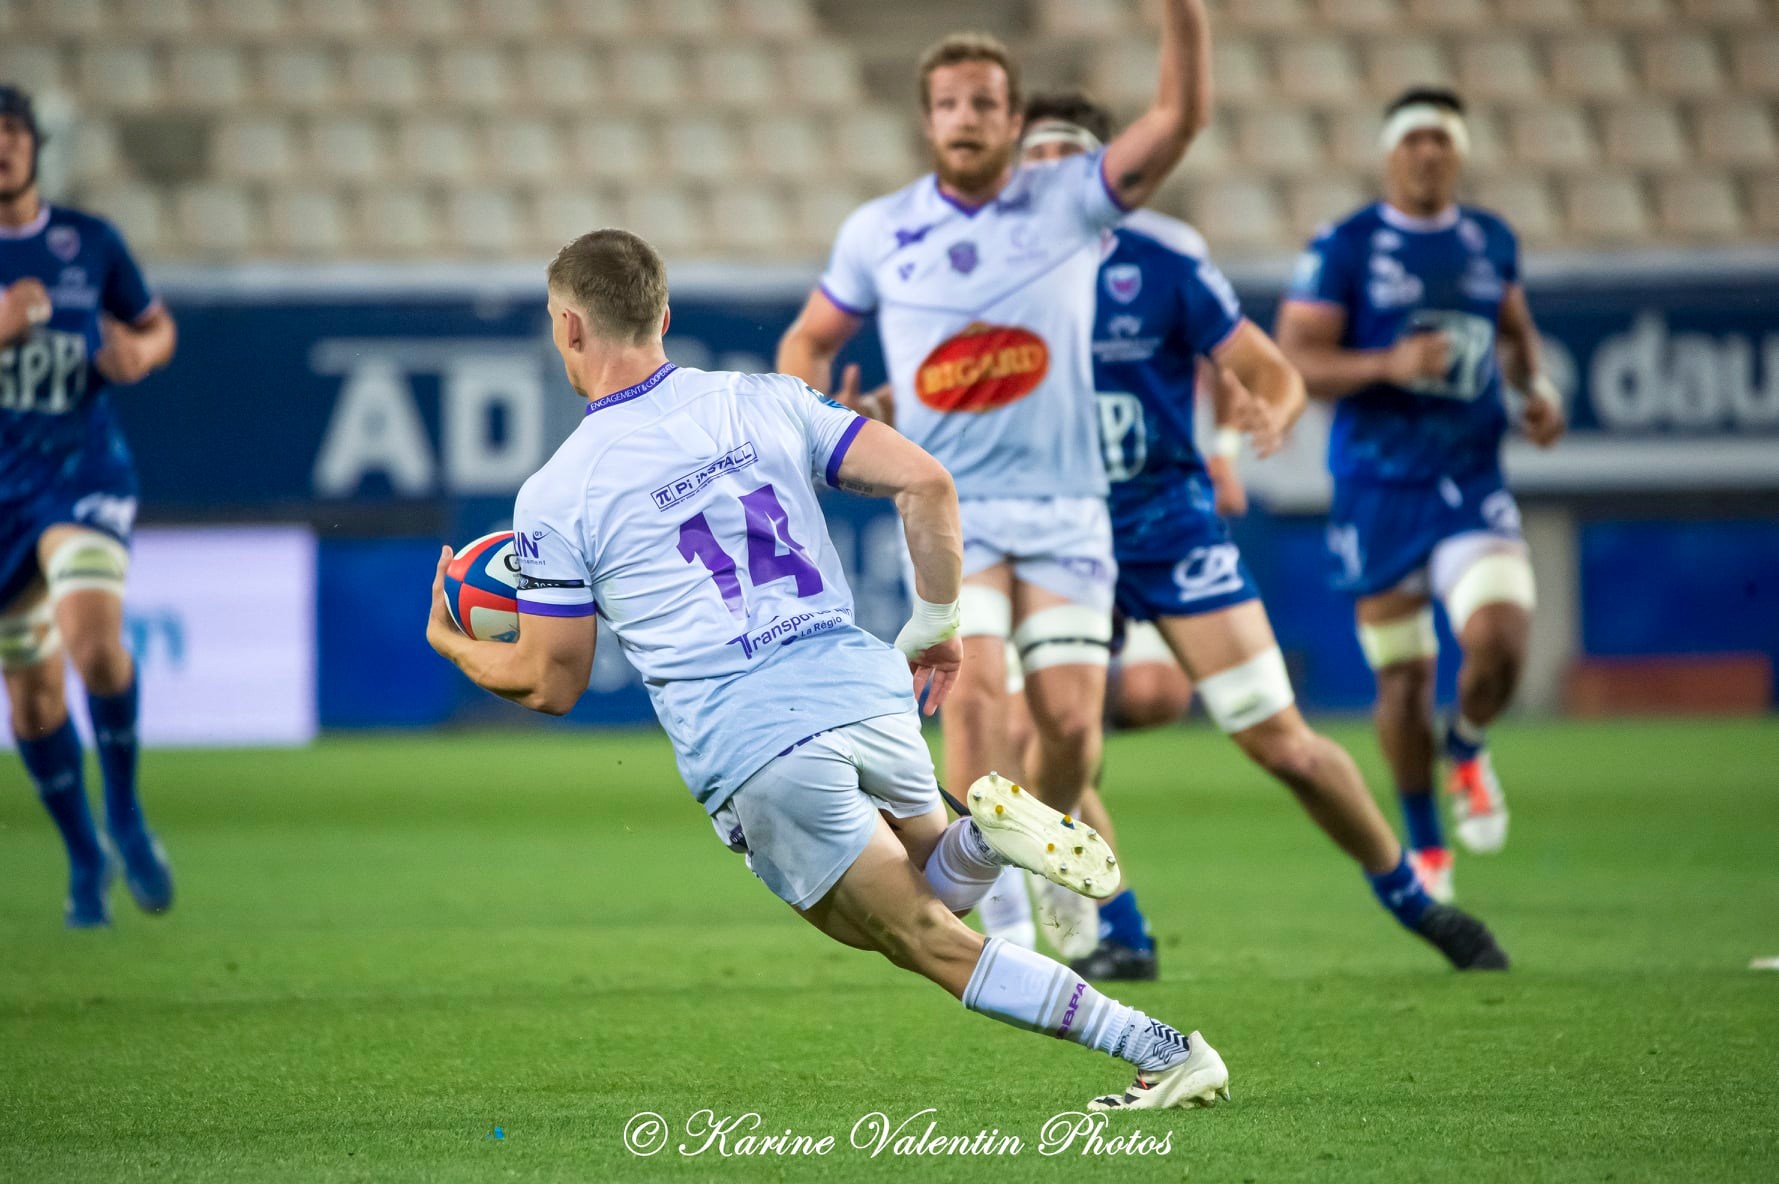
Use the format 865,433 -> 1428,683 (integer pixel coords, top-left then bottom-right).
948,241 -> 979,275
915,322 -> 1050,413
1104,264 -> 1143,304
47,225 -> 80,262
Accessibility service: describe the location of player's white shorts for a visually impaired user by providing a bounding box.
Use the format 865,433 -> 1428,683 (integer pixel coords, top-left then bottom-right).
961,495 -> 1117,613
709,710 -> 941,910
1386,529 -> 1530,605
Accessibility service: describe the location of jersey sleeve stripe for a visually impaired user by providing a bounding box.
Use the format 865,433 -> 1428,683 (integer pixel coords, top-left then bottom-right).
818,281 -> 873,318
1098,154 -> 1135,214
824,415 -> 868,487
1204,316 -> 1245,356
517,597 -> 598,618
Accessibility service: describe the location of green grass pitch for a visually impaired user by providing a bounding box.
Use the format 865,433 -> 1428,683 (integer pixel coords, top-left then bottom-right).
2,718 -> 1776,1182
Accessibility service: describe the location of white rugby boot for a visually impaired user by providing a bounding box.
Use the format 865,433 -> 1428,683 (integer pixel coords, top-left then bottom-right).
1032,872 -> 1102,960
1449,751 -> 1509,854
966,772 -> 1121,900
1089,1030 -> 1230,1112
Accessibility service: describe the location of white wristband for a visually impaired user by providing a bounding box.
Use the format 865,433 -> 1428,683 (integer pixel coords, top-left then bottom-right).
1213,427 -> 1243,460
894,594 -> 960,661
1529,374 -> 1561,408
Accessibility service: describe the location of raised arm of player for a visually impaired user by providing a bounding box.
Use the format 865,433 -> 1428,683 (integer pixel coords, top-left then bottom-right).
778,292 -> 858,397
1099,0 -> 1212,210
1275,300 -> 1448,401
425,547 -> 598,716
1496,283 -> 1565,448
832,420 -> 963,713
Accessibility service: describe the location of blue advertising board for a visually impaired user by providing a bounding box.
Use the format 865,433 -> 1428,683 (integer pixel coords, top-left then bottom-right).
119,269 -> 1779,513
109,267 -> 1776,725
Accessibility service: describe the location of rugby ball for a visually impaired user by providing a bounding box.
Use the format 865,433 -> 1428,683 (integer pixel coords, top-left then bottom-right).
444,530 -> 522,642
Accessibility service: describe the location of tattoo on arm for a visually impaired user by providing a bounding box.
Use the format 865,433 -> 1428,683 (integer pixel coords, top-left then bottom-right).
1117,169 -> 1146,192
838,477 -> 886,496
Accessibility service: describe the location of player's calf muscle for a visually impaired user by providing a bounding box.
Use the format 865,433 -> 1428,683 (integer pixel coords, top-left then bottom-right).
4,666 -> 66,738
817,844 -> 984,995
1235,711 -> 1320,784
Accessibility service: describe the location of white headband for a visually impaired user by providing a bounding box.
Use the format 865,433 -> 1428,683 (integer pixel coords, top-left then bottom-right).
1022,118 -> 1103,154
1379,103 -> 1469,156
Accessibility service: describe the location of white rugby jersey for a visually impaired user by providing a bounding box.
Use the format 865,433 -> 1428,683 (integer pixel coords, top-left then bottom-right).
511,363 -> 914,810
819,150 -> 1127,500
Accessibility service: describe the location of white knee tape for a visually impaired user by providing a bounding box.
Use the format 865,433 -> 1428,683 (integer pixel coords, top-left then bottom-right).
1195,646 -> 1296,733
0,601 -> 62,670
1012,604 -> 1112,672
1445,552 -> 1536,634
959,585 -> 1012,639
1357,608 -> 1439,670
45,532 -> 130,602
1003,639 -> 1025,695
1117,620 -> 1174,666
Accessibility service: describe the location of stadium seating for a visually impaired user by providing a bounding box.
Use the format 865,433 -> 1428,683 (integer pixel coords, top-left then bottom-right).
1549,35 -> 1637,99
1563,173 -> 1652,241
2,0 -> 1770,259
266,187 -> 350,253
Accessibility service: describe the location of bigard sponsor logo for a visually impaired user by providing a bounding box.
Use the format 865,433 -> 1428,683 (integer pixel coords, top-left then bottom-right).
915,322 -> 1050,413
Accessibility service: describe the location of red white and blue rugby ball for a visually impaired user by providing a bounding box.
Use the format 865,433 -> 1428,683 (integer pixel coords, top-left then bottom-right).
444,531 -> 522,642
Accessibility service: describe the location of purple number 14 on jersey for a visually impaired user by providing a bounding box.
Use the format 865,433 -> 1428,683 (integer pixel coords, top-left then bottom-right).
676,484 -> 823,618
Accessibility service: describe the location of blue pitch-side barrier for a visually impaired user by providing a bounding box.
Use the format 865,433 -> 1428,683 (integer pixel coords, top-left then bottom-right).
117,266 -> 1778,727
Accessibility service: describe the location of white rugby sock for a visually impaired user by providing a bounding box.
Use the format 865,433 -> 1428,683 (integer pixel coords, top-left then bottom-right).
924,818 -> 1008,912
976,866 -> 1038,948
962,937 -> 1193,1072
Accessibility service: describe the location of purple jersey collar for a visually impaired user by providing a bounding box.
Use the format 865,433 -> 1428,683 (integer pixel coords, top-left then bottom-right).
0,202 -> 50,239
584,362 -> 677,415
1378,201 -> 1460,233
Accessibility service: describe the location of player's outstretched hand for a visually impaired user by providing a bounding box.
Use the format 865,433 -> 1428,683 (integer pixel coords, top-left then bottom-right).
908,636 -> 962,717
0,277 -> 51,341
1385,330 -> 1450,387
834,363 -> 896,426
425,545 -> 462,653
1236,393 -> 1288,459
1522,388 -> 1567,448
94,318 -> 155,385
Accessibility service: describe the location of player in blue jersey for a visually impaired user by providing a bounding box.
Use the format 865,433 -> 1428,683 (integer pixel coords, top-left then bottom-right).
1276,88 -> 1565,903
1021,92 -> 1509,973
1,86 -> 177,927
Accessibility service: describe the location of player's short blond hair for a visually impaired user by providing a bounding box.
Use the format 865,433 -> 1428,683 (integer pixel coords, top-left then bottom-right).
546,228 -> 668,345
917,31 -> 1022,113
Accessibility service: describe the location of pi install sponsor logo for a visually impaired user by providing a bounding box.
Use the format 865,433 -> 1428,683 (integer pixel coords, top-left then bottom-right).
914,322 -> 1050,413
